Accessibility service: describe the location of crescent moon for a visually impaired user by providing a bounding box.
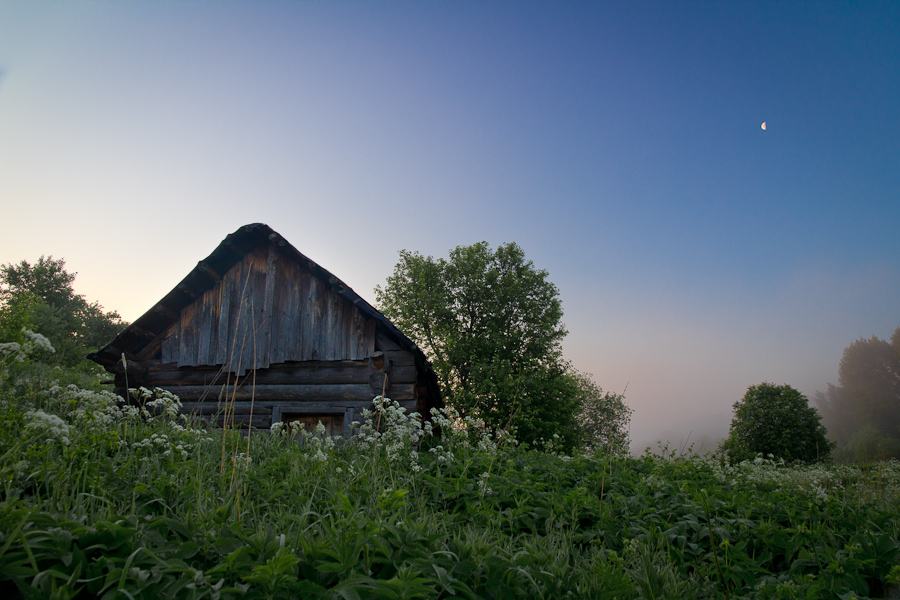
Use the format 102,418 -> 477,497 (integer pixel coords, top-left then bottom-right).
761,122 -> 767,130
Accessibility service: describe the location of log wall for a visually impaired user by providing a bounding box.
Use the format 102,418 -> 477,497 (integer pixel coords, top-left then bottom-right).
119,350 -> 420,433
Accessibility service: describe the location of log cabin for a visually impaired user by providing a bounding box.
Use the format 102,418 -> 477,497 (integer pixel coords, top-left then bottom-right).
88,223 -> 442,435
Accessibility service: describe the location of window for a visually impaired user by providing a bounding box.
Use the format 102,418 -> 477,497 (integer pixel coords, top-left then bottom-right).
271,406 -> 354,437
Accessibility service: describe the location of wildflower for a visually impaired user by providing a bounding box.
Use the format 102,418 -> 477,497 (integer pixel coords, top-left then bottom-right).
0,342 -> 25,363
22,328 -> 55,354
25,410 -> 71,445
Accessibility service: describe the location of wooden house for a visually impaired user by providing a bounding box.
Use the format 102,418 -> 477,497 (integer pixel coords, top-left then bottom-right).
88,223 -> 442,435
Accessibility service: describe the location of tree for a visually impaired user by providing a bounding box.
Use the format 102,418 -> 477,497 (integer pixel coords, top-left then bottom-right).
0,256 -> 127,367
832,426 -> 900,463
814,328 -> 900,447
722,382 -> 834,463
375,242 -> 580,449
573,371 -> 632,455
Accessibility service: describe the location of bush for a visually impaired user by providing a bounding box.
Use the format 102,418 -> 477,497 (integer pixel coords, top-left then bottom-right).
573,371 -> 632,455
722,382 -> 834,463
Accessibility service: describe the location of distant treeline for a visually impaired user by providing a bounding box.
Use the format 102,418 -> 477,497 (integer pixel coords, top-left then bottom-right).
815,327 -> 900,462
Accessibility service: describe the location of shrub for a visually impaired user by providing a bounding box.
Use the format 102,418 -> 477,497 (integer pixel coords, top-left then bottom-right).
722,382 -> 834,463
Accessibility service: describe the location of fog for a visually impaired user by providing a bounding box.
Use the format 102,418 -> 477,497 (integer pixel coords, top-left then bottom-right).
561,265 -> 900,456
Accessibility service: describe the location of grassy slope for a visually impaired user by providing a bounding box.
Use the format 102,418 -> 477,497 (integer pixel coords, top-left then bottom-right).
1,361 -> 899,599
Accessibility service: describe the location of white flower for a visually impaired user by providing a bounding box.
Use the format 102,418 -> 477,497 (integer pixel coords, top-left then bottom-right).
22,329 -> 54,353
25,409 -> 71,445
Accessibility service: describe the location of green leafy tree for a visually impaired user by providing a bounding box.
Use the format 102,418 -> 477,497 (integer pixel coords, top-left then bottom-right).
375,242 -> 580,449
0,289 -> 40,345
0,256 -> 126,367
573,371 -> 632,455
814,328 -> 900,447
722,382 -> 834,463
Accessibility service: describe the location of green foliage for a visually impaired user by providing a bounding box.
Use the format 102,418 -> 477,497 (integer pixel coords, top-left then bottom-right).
375,242 -> 579,449
2,366 -> 900,598
0,256 -> 127,367
815,328 -> 900,458
572,371 -> 632,455
0,290 -> 40,345
722,382 -> 834,464
833,426 -> 900,464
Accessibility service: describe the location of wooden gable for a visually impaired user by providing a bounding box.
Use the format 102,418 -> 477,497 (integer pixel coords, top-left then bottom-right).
157,244 -> 375,375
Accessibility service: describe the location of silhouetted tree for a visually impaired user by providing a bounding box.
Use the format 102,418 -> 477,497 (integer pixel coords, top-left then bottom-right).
814,328 -> 900,448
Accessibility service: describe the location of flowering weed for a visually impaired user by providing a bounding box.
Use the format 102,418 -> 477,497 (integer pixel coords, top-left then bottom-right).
0,366 -> 898,599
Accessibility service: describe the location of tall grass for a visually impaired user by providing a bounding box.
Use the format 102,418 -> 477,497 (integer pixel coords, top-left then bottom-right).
0,359 -> 899,599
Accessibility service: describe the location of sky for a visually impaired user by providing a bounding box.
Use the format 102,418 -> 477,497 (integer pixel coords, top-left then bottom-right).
1,1 -> 898,452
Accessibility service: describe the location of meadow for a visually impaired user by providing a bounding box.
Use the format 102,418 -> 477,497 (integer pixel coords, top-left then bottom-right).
1,361 -> 899,599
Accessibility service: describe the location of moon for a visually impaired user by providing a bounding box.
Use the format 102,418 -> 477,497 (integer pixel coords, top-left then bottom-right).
761,122 -> 767,130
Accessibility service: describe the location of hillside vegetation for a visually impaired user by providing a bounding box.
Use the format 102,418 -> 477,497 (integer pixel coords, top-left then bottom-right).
1,357 -> 899,600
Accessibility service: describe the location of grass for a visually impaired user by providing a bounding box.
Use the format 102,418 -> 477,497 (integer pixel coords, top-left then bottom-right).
1,360 -> 899,599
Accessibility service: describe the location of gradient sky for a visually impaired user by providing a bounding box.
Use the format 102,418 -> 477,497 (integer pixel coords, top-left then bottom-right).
2,1 -> 898,451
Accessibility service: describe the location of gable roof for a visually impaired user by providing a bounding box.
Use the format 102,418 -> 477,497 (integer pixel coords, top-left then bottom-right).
88,223 -> 428,372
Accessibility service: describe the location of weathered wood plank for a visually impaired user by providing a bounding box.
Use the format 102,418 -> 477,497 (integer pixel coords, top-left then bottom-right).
322,288 -> 334,361
285,264 -> 302,361
143,364 -> 418,387
334,292 -> 345,360
326,290 -> 341,360
250,247 -> 269,371
227,257 -> 246,374
211,414 -> 271,430
315,281 -> 329,360
300,272 -> 315,361
365,319 -> 376,356
135,333 -> 164,361
350,309 -> 364,360
223,260 -> 243,371
340,297 -> 352,361
288,261 -> 304,361
271,258 -> 287,364
183,399 -> 388,414
182,401 -> 262,416
382,350 -> 416,367
215,273 -> 232,365
237,254 -> 260,375
160,322 -> 179,364
261,243 -> 277,369
297,270 -> 309,360
375,329 -> 401,351
165,383 -> 416,402
197,288 -> 214,365
142,358 -> 376,372
270,248 -> 287,364
398,400 -> 418,413
179,303 -> 196,366
144,368 -> 229,387
233,252 -> 262,375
